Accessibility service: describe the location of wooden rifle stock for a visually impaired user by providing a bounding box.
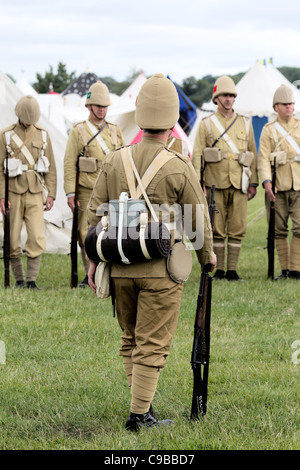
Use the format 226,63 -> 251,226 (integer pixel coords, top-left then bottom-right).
3,153 -> 10,288
190,185 -> 216,419
70,152 -> 81,288
267,157 -> 276,280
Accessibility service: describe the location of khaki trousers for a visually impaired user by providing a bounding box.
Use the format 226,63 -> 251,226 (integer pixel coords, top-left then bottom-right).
77,185 -> 92,248
273,190 -> 300,238
113,277 -> 183,369
266,190 -> 300,270
9,190 -> 46,259
206,186 -> 248,240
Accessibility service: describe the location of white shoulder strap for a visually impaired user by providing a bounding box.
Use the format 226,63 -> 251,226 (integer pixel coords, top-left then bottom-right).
11,133 -> 35,166
210,115 -> 239,154
125,148 -> 158,222
86,120 -> 111,155
4,131 -> 13,156
274,121 -> 300,154
117,192 -> 131,264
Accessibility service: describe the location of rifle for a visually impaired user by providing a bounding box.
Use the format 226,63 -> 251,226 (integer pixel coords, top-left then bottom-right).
267,157 -> 276,280
190,184 -> 216,420
200,154 -> 205,190
3,152 -> 10,288
70,151 -> 81,288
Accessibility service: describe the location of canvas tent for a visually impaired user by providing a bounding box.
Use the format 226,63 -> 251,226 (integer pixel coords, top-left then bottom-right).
0,70 -> 71,254
234,60 -> 300,149
167,76 -> 197,135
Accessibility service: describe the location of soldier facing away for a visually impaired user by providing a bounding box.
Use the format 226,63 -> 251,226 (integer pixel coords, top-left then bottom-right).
86,73 -> 216,431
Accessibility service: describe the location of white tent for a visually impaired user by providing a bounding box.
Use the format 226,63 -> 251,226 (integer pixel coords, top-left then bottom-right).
0,70 -> 71,254
234,60 -> 300,117
16,72 -> 38,97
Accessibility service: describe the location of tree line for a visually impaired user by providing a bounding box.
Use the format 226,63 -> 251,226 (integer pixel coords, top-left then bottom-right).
14,62 -> 300,109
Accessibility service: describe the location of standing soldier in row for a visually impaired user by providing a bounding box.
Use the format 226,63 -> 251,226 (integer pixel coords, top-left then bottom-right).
86,73 -> 216,431
0,95 -> 57,289
258,84 -> 300,280
192,76 -> 258,281
64,81 -> 125,287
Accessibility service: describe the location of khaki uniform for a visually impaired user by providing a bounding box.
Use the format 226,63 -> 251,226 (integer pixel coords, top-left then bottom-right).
64,118 -> 125,271
87,137 -> 213,369
192,110 -> 258,272
258,116 -> 300,271
0,121 -> 56,281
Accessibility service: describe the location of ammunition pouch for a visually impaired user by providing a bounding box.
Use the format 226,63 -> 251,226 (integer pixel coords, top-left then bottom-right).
79,156 -> 98,173
270,151 -> 287,166
36,156 -> 50,173
238,151 -> 254,167
203,147 -> 222,162
270,152 -> 300,164
4,157 -> 23,177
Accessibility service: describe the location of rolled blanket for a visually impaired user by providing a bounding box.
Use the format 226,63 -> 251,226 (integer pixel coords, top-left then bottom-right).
97,222 -> 171,264
84,225 -> 101,263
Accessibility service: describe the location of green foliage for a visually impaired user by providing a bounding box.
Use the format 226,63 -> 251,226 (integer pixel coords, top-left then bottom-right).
278,67 -> 300,86
29,63 -> 300,107
0,187 -> 299,450
100,69 -> 143,96
32,62 -> 76,94
181,76 -> 214,108
99,76 -> 131,96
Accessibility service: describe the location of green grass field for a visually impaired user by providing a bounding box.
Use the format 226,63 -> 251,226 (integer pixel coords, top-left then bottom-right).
0,186 -> 299,450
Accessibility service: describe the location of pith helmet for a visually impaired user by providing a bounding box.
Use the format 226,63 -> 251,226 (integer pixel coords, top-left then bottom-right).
212,76 -> 237,104
15,95 -> 40,125
85,81 -> 112,107
135,73 -> 179,130
273,84 -> 295,109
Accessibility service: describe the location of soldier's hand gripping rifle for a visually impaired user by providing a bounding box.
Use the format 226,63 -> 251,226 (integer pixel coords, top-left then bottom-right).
190,184 -> 216,420
267,157 -> 276,280
3,152 -> 10,288
70,150 -> 82,288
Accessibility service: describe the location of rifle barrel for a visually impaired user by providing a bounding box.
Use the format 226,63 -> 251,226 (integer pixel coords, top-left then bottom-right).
267,158 -> 276,280
190,186 -> 215,419
70,152 -> 81,288
3,153 -> 10,288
